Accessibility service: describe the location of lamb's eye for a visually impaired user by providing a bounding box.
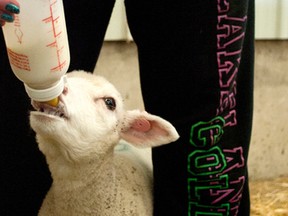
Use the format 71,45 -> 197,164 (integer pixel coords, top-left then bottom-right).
104,97 -> 116,111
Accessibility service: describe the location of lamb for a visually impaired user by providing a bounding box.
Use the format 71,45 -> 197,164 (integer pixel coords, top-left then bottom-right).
30,71 -> 179,216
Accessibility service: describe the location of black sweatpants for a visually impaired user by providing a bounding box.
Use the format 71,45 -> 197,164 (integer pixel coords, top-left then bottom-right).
0,0 -> 254,215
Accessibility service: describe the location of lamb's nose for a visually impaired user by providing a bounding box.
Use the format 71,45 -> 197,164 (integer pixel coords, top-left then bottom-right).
63,86 -> 68,95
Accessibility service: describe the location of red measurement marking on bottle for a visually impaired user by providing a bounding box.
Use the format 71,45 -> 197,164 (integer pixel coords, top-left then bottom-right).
13,15 -> 23,44
51,60 -> 67,72
43,0 -> 66,72
7,48 -> 31,71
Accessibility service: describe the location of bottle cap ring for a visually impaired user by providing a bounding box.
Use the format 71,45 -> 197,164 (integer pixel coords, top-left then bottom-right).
24,76 -> 67,102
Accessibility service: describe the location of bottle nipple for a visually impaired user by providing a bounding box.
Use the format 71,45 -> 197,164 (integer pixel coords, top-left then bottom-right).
45,97 -> 59,107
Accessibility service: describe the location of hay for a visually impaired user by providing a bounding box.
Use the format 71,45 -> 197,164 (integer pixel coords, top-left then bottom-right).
250,177 -> 288,216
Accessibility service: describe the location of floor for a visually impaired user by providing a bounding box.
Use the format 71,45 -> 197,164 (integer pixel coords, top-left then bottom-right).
94,40 -> 288,214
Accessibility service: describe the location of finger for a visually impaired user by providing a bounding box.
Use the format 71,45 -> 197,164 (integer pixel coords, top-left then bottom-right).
0,11 -> 14,22
5,3 -> 20,14
0,19 -> 5,26
0,0 -> 20,13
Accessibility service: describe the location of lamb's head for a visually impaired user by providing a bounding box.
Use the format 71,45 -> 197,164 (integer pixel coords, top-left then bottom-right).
30,71 -> 179,163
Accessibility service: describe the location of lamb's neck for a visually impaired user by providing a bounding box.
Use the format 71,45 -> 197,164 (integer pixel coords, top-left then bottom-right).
44,153 -> 118,215
48,152 -> 115,186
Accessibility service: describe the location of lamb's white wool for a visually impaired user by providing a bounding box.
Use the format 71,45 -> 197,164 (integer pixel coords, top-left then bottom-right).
30,71 -> 179,216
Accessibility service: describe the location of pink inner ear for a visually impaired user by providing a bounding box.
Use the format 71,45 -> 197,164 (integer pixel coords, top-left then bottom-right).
131,118 -> 151,132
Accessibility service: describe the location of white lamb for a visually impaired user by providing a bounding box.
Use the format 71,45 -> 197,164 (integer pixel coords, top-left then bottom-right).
30,71 -> 179,216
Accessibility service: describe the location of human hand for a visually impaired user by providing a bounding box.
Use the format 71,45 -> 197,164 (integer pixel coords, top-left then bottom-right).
0,0 -> 20,26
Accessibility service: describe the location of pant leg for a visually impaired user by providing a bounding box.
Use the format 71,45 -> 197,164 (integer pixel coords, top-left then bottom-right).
0,29 -> 52,215
125,0 -> 254,215
63,0 -> 115,72
0,0 -> 114,214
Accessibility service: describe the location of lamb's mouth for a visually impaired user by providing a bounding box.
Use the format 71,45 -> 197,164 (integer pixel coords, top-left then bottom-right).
31,97 -> 68,119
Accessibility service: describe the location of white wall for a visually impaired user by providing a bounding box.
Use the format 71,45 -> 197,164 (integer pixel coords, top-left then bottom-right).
255,0 -> 288,39
104,0 -> 131,41
105,0 -> 288,40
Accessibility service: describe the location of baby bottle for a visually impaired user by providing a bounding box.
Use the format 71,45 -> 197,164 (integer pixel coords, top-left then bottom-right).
2,0 -> 70,106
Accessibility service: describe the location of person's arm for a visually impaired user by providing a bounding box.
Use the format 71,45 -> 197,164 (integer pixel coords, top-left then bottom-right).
0,0 -> 20,26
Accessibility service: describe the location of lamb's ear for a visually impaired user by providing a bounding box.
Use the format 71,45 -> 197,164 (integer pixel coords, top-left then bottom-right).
119,110 -> 179,148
